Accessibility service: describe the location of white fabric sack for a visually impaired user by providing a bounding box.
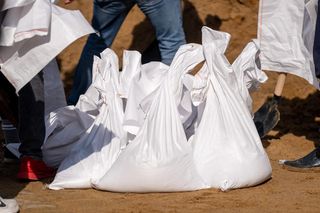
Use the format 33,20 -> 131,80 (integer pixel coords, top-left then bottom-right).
123,61 -> 168,135
42,105 -> 95,168
118,50 -> 142,98
0,1 -> 94,92
192,27 -> 272,191
181,40 -> 267,138
93,44 -> 208,193
258,0 -> 319,89
232,40 -> 268,115
42,55 -> 115,168
180,64 -> 209,140
43,56 -> 105,168
43,49 -> 137,169
123,61 -> 200,137
48,49 -> 126,189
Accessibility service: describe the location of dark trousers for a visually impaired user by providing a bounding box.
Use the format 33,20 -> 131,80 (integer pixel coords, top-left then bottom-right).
0,71 -> 45,158
314,0 -> 320,78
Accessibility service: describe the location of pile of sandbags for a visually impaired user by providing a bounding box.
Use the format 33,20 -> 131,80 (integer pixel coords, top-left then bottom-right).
46,26 -> 272,192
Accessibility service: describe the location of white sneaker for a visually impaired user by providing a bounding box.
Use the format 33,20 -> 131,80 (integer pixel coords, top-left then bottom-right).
0,197 -> 19,213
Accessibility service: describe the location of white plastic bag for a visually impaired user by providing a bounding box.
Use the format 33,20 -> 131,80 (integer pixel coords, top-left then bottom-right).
48,49 -> 126,190
93,44 -> 208,193
191,27 -> 272,191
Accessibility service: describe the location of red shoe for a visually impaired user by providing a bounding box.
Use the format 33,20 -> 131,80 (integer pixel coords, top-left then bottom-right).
17,156 -> 56,181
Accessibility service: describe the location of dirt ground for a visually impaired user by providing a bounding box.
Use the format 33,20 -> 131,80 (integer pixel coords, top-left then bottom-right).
1,0 -> 320,212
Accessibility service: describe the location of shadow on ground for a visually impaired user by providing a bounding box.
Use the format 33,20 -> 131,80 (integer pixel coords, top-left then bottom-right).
261,91 -> 320,148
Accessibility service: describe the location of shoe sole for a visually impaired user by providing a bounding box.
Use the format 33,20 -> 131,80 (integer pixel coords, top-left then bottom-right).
282,164 -> 320,173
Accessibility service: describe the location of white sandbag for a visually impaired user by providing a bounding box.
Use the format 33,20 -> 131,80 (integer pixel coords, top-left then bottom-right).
43,56 -> 106,168
43,56 -> 115,169
42,105 -> 95,168
123,61 -> 168,135
0,2 -> 94,92
118,50 -> 141,98
192,27 -> 272,191
93,44 -> 208,193
258,0 -> 319,89
48,49 -> 126,190
123,61 -> 199,137
43,49 -> 135,169
180,65 -> 209,140
232,40 -> 268,115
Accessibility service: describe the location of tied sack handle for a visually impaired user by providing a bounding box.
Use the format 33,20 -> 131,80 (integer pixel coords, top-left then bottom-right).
201,26 -> 263,148
201,26 -> 233,79
180,27 -> 231,107
94,48 -> 121,99
201,26 -> 230,54
138,44 -> 204,114
167,43 -> 205,105
119,50 -> 142,98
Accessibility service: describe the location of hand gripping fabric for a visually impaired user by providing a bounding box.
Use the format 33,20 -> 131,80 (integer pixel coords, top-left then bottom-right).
93,44 -> 209,192
191,27 -> 272,191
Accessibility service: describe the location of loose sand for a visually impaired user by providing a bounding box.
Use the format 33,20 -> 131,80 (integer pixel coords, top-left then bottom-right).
1,0 -> 320,212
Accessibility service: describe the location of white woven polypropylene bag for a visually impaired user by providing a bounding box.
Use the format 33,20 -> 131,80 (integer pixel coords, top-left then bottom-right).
191,27 -> 272,191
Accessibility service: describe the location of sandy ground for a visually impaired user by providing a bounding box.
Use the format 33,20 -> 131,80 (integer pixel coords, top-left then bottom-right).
1,0 -> 320,212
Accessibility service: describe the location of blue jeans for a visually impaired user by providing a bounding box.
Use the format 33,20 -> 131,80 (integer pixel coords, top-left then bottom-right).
314,0 -> 320,78
67,0 -> 186,105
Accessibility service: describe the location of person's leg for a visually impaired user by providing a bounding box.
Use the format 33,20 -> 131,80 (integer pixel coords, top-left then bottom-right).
0,71 -> 54,180
18,71 -> 45,159
137,0 -> 186,65
67,0 -> 134,105
17,71 -> 55,180
314,0 -> 320,78
0,73 -> 20,162
0,72 -> 18,126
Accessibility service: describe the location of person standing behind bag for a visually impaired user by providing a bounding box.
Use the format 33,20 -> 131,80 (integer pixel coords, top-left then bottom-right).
0,71 -> 55,180
282,0 -> 320,170
66,0 -> 186,105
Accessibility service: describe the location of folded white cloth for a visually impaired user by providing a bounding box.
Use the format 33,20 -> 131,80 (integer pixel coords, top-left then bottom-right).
0,0 -> 94,92
258,0 -> 319,89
